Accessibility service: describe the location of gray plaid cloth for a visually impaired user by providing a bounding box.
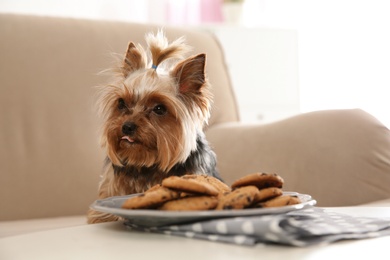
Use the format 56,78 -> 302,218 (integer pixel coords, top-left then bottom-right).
124,207 -> 390,246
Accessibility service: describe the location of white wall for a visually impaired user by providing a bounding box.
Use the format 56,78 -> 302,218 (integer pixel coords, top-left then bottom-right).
242,0 -> 390,127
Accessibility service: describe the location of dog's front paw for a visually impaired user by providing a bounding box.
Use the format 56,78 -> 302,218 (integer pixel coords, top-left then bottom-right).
87,209 -> 121,224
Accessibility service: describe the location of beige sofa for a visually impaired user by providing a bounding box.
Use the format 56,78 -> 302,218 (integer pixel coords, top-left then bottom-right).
1,13 -> 390,237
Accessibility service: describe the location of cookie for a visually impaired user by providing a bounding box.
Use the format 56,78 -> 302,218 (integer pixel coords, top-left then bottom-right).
121,186 -> 180,209
253,187 -> 283,203
162,176 -> 219,196
145,184 -> 162,193
159,196 -> 218,211
181,174 -> 231,194
257,195 -> 301,208
216,185 -> 259,210
231,172 -> 284,190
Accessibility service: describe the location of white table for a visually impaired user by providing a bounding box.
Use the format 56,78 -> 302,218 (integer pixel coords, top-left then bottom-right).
1,207 -> 390,260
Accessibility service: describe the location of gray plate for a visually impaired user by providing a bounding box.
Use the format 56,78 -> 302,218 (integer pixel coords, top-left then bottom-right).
90,192 -> 317,227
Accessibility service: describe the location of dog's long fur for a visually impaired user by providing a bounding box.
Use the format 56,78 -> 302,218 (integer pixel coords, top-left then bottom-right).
87,31 -> 220,223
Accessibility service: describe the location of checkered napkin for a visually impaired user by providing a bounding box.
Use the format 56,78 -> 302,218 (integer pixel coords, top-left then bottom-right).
124,207 -> 390,246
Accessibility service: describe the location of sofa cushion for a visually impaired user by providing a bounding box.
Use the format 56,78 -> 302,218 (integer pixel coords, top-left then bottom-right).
0,14 -> 237,220
207,109 -> 390,206
0,216 -> 86,238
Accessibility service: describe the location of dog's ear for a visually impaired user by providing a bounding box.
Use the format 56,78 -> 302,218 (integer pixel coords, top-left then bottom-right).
122,42 -> 145,78
171,53 -> 206,94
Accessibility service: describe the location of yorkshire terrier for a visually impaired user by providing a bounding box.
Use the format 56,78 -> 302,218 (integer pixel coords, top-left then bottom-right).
87,31 -> 221,223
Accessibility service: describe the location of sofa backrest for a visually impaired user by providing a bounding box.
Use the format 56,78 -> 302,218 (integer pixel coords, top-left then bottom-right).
0,13 -> 238,220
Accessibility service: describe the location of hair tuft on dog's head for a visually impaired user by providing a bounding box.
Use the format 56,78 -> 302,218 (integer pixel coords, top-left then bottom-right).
145,30 -> 192,70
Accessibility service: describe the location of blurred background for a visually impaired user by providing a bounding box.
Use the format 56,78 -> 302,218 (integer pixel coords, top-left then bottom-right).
1,0 -> 389,127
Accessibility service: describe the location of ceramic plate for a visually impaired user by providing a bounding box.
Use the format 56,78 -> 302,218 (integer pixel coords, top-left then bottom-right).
90,192 -> 316,227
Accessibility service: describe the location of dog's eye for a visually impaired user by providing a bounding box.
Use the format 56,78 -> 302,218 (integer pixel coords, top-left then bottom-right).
117,98 -> 126,110
153,104 -> 167,116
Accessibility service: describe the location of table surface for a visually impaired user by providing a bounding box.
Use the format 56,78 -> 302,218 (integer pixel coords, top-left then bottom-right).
1,207 -> 390,260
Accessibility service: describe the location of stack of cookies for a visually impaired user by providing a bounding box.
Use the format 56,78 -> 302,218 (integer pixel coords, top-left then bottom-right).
121,173 -> 301,211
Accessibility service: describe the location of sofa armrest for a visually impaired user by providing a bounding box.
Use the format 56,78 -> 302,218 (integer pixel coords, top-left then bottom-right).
206,109 -> 390,207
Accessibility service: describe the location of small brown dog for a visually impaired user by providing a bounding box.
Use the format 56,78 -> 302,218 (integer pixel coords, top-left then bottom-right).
87,31 -> 221,223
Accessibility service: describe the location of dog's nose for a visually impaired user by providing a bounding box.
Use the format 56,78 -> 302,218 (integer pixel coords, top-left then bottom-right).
122,122 -> 137,135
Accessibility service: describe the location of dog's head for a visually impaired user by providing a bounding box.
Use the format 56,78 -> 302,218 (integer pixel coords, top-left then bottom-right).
98,31 -> 213,171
